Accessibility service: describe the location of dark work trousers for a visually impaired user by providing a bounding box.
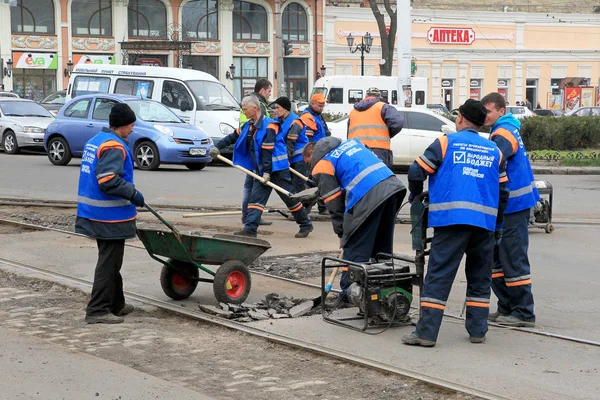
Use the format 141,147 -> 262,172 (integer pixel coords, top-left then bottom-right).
491,208 -> 535,322
241,175 -> 253,223
244,169 -> 312,234
371,148 -> 394,170
415,225 -> 494,342
340,193 -> 401,293
86,239 -> 126,317
290,161 -> 308,194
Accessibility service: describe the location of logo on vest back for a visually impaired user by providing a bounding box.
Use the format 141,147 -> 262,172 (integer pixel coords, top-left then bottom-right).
454,152 -> 466,163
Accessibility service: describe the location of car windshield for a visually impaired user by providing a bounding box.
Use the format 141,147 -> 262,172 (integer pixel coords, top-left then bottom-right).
187,80 -> 240,111
125,100 -> 182,123
0,101 -> 53,117
42,92 -> 65,104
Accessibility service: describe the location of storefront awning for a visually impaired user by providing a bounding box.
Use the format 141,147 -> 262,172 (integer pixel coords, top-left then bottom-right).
558,77 -> 587,89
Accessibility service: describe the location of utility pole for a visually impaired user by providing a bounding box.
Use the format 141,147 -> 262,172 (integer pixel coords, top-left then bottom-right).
397,0 -> 411,106
275,0 -> 286,97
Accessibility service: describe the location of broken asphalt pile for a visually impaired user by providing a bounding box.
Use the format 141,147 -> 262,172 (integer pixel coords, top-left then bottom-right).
249,252 -> 334,280
199,293 -> 318,322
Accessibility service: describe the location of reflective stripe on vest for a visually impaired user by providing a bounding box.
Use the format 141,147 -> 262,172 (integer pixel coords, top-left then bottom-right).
233,116 -> 274,175
348,102 -> 389,150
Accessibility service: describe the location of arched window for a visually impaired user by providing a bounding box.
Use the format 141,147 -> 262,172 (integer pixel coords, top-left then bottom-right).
182,0 -> 218,40
128,0 -> 167,38
72,0 -> 112,36
282,3 -> 307,42
11,0 -> 55,34
233,1 -> 267,42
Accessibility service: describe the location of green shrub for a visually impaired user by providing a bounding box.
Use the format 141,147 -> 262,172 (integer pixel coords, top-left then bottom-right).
521,117 -> 600,151
321,112 -> 347,122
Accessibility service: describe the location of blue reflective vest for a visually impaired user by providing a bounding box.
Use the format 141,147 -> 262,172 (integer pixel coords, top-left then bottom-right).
302,108 -> 328,142
323,139 -> 393,212
233,115 -> 274,175
279,113 -> 309,164
491,120 -> 540,214
77,131 -> 137,222
428,129 -> 501,231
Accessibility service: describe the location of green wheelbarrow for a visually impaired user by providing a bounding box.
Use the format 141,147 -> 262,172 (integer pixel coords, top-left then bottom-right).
137,204 -> 271,304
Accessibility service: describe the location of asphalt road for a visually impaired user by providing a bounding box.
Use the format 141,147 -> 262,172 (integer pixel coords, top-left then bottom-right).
2,152 -> 600,220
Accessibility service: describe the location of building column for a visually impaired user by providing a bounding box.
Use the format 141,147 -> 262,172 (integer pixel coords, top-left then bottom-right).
458,61 -> 468,105
112,0 -> 130,65
219,0 -> 234,93
515,61 -> 524,102
430,62 -> 441,104
0,4 -> 13,90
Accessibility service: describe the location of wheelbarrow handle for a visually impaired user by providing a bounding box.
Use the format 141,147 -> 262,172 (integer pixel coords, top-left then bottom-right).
217,154 -> 293,197
144,203 -> 183,243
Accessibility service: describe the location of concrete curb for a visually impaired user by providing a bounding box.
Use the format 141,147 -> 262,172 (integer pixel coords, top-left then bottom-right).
532,165 -> 600,175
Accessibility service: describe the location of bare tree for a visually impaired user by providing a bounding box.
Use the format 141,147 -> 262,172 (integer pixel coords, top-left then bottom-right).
366,0 -> 396,76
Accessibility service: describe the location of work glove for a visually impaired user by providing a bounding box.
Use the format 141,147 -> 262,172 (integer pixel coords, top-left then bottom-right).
209,147 -> 220,158
408,193 -> 416,204
130,190 -> 145,207
494,230 -> 503,246
261,173 -> 271,185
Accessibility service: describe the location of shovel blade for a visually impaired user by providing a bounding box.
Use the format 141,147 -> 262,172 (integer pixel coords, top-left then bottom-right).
289,187 -> 319,203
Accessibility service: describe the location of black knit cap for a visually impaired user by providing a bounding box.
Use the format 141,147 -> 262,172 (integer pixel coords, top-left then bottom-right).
273,96 -> 292,111
458,99 -> 487,127
109,103 -> 137,128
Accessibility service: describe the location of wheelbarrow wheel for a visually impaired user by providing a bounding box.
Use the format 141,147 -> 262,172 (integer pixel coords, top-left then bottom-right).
160,259 -> 199,300
213,260 -> 251,304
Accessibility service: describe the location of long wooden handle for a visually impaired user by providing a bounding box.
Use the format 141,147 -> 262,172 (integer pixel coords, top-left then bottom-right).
182,211 -> 242,218
289,167 -> 309,181
324,249 -> 345,293
217,155 -> 292,197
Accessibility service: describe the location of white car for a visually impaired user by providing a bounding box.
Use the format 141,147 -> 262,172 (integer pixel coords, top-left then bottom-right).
0,98 -> 55,154
506,106 -> 536,120
328,107 -> 457,167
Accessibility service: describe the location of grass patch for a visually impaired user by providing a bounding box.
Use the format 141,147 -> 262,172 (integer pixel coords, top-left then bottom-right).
529,149 -> 600,167
559,158 -> 600,167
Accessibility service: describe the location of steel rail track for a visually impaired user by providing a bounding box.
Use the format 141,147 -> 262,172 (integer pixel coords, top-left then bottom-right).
1,216 -> 600,349
0,254 -> 505,400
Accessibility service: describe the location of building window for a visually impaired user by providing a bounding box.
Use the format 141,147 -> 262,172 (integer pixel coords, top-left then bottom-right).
182,0 -> 218,40
12,69 -> 56,101
128,0 -> 167,38
497,79 -> 510,104
284,58 -> 308,101
526,78 -> 538,109
233,1 -> 267,41
550,78 -> 562,95
233,57 -> 268,101
11,0 -> 55,34
470,79 -> 482,100
72,0 -> 112,36
282,3 -> 307,42
183,55 -> 219,80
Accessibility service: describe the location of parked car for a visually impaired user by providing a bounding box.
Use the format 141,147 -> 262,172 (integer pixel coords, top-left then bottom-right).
427,104 -> 451,115
533,109 -> 563,117
39,90 -> 67,116
506,106 -> 536,119
328,107 -> 457,167
0,98 -> 55,154
44,94 -> 213,171
0,92 -> 19,98
564,107 -> 600,117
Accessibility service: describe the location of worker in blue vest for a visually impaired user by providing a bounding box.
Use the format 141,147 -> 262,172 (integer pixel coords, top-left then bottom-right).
272,96 -> 309,193
302,138 -> 406,298
76,103 -> 144,324
482,92 -> 540,328
210,95 -> 312,238
402,99 -> 509,347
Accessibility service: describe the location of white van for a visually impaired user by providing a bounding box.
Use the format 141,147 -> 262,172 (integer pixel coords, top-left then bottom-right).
309,75 -> 428,116
67,65 -> 240,145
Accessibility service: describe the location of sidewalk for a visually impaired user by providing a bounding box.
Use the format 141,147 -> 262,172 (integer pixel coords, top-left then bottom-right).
532,164 -> 600,175
0,326 -> 212,400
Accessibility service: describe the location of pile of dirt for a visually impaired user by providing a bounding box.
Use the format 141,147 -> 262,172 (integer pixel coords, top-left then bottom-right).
4,211 -> 76,231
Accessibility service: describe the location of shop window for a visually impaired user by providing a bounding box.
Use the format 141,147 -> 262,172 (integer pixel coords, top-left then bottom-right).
348,90 -> 363,104
72,76 -> 111,98
11,0 -> 55,34
233,57 -> 268,101
183,55 -> 219,80
12,69 -> 56,102
72,0 -> 112,36
115,79 -> 155,98
526,79 -> 538,109
128,0 -> 167,38
408,112 -> 445,132
182,0 -> 218,40
92,98 -> 119,120
64,99 -> 92,119
282,3 -> 307,42
161,80 -> 194,111
327,88 -> 343,104
233,1 -> 267,41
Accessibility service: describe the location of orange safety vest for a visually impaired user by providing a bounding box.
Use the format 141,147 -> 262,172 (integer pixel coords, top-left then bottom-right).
348,101 -> 390,150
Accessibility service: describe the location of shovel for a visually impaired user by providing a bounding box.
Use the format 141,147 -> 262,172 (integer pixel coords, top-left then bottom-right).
289,167 -> 316,186
144,203 -> 183,244
311,249 -> 344,308
216,154 -> 319,203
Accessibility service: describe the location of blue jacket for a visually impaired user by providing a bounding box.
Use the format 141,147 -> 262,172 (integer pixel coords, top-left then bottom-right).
408,128 -> 509,232
301,107 -> 330,142
490,114 -> 540,214
279,112 -> 309,164
77,129 -> 137,225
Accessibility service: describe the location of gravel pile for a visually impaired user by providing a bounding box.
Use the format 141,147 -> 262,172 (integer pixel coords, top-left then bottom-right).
5,211 -> 76,231
249,251 -> 336,280
199,293 -> 316,322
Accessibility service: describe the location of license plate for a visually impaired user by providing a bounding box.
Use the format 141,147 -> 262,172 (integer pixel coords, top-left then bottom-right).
189,148 -> 206,156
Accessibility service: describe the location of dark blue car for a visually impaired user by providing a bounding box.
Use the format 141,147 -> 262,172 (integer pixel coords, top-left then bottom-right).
44,94 -> 213,170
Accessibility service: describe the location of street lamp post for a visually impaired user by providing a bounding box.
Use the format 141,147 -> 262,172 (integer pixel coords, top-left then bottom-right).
346,33 -> 373,76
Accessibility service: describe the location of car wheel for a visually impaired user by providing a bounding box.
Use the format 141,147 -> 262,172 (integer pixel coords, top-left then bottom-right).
3,131 -> 20,154
47,136 -> 72,166
185,163 -> 207,171
134,141 -> 160,171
